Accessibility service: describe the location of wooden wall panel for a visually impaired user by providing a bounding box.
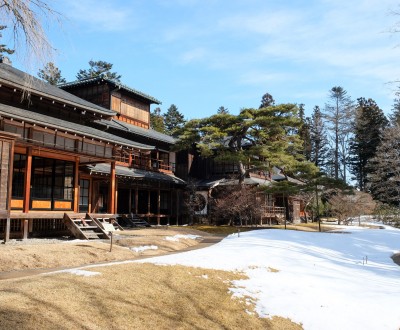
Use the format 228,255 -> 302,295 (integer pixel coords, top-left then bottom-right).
31,200 -> 51,209
54,201 -> 72,209
11,199 -> 23,209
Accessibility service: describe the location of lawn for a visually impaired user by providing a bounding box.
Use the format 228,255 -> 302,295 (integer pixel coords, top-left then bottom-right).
0,226 -> 302,329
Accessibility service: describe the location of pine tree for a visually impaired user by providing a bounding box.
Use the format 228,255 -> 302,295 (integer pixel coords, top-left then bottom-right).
76,60 -> 121,81
217,106 -> 229,114
175,104 -> 317,184
150,107 -> 165,133
369,125 -> 400,206
298,104 -> 312,161
259,92 -> 275,108
309,106 -> 329,171
349,98 -> 388,191
37,62 -> 66,85
163,104 -> 185,136
390,97 -> 400,126
323,86 -> 355,182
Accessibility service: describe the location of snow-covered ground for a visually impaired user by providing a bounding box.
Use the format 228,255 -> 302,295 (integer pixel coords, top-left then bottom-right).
139,224 -> 400,330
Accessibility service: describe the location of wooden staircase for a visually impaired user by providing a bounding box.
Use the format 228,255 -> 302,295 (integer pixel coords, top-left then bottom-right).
118,214 -> 151,228
63,213 -> 110,240
89,214 -> 124,232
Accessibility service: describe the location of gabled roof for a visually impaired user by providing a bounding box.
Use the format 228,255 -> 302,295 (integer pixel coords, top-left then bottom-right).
96,118 -> 176,145
87,163 -> 185,185
59,76 -> 161,105
0,64 -> 116,117
0,103 -> 154,150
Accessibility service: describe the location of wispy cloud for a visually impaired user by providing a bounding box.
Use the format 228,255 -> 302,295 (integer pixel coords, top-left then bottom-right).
239,71 -> 294,85
180,47 -> 208,64
59,0 -> 136,32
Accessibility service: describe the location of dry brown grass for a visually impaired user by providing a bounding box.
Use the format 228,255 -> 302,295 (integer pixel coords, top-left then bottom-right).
0,263 -> 302,330
186,225 -> 255,235
0,227 -> 304,329
270,223 -> 333,232
0,228 -> 205,272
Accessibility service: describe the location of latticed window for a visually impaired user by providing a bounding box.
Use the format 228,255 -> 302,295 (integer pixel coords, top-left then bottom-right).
12,153 -> 26,198
79,179 -> 90,212
31,157 -> 75,210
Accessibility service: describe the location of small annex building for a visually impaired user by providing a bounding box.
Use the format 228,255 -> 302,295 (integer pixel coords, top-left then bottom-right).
0,60 -> 185,240
182,147 -> 305,225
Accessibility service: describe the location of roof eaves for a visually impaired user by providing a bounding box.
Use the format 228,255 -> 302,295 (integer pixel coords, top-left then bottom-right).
0,104 -> 154,151
59,77 -> 161,105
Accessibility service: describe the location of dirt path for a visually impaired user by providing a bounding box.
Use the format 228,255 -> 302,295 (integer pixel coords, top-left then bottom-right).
0,235 -> 225,281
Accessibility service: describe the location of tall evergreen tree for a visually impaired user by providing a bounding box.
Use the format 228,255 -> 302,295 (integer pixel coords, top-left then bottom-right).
259,92 -> 275,108
323,86 -> 355,182
150,107 -> 165,133
369,125 -> 400,206
76,60 -> 121,81
298,104 -> 312,161
349,98 -> 388,191
163,104 -> 185,136
37,62 -> 66,85
390,97 -> 400,126
309,106 -> 329,171
217,106 -> 229,114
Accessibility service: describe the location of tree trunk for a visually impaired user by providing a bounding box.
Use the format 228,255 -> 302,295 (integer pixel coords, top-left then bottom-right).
238,161 -> 246,184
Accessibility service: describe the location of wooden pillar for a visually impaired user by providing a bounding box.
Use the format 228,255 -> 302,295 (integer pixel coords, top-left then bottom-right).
22,219 -> 28,240
115,180 -> 118,214
128,188 -> 132,213
128,153 -> 132,167
4,218 -> 10,243
22,147 -> 33,239
74,157 -> 79,212
135,188 -> 138,214
147,190 -> 151,214
23,147 -> 32,213
3,134 -> 16,243
176,189 -> 179,226
108,161 -> 116,214
157,187 -> 161,226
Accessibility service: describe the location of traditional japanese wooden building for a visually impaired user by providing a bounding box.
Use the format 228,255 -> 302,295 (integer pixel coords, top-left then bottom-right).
182,149 -> 304,224
0,60 -> 185,240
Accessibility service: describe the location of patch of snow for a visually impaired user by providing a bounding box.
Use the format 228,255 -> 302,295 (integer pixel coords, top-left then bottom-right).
130,245 -> 158,253
140,225 -> 400,330
164,234 -> 201,242
58,269 -> 101,277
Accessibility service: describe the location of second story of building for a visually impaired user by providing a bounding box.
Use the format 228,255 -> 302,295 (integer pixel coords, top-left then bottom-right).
0,61 -> 179,176
59,77 -> 161,129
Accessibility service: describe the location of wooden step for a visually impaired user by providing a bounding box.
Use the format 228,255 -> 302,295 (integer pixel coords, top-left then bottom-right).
63,213 -> 110,240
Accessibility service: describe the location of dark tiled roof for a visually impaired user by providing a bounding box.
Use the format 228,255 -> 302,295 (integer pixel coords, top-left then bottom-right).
193,176 -> 272,189
0,103 -> 154,150
96,119 -> 176,145
87,163 -> 185,185
0,64 -> 116,117
59,76 -> 161,105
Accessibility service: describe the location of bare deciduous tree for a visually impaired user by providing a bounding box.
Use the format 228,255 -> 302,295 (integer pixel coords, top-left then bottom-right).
210,185 -> 262,226
327,191 -> 355,225
0,0 -> 61,67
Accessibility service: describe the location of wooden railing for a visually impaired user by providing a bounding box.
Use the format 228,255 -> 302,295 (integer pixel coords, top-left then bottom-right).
130,156 -> 175,173
263,206 -> 286,217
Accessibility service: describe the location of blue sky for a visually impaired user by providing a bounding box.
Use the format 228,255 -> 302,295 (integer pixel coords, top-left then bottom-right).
8,0 -> 400,119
